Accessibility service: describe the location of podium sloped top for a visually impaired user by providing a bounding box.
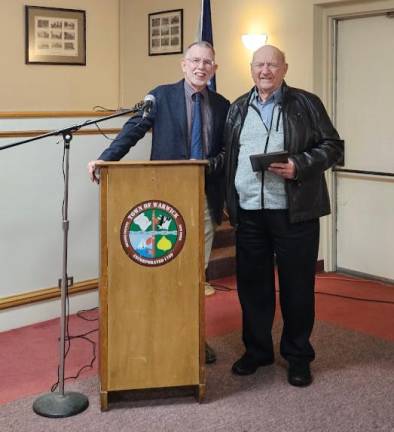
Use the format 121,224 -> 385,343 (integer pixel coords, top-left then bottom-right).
96,160 -> 208,167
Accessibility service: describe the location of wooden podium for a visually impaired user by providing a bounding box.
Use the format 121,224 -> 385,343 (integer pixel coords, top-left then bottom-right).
97,161 -> 207,410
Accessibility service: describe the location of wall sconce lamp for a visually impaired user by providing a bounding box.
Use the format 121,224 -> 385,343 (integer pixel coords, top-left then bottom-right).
241,33 -> 268,51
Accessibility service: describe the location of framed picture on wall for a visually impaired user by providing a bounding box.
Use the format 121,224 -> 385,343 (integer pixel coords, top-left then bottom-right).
25,6 -> 86,65
148,9 -> 183,56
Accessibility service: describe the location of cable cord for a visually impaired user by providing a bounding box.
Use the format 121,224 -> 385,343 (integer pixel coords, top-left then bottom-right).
313,290 -> 394,305
51,293 -> 98,392
51,294 -> 71,392
93,122 -> 115,141
93,116 -> 145,142
316,274 -> 393,287
315,274 -> 394,304
210,275 -> 394,305
77,307 -> 99,321
92,105 -> 116,112
210,282 -> 234,292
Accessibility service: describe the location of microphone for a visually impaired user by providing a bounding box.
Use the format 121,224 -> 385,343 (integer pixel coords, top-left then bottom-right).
142,94 -> 155,118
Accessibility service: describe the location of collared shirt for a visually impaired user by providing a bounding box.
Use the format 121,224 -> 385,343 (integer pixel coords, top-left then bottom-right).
184,80 -> 213,157
250,87 -> 283,130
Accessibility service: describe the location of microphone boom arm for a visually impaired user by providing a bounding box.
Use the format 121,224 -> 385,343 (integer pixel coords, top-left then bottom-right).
0,106 -> 141,151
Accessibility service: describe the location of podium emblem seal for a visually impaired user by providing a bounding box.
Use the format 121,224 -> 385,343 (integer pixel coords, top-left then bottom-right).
120,200 -> 186,266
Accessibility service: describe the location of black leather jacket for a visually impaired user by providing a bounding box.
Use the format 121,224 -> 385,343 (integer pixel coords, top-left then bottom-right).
224,83 -> 344,225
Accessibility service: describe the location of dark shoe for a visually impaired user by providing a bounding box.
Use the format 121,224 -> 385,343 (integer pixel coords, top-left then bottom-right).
287,362 -> 312,387
205,343 -> 216,364
231,354 -> 274,376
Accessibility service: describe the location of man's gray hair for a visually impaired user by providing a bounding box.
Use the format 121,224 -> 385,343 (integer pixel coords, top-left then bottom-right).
185,41 -> 216,57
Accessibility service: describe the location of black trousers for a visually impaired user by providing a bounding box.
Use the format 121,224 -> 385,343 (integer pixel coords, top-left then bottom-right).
236,208 -> 319,364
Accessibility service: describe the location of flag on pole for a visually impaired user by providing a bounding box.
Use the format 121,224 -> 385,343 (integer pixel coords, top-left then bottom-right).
199,0 -> 216,91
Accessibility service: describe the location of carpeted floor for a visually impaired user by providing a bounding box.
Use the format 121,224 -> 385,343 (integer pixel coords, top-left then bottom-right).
1,320 -> 393,432
2,274 -> 393,406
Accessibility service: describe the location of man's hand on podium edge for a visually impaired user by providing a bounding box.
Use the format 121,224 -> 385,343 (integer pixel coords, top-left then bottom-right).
87,160 -> 104,184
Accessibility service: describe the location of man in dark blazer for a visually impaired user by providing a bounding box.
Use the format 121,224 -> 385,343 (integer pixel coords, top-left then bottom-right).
88,41 -> 230,364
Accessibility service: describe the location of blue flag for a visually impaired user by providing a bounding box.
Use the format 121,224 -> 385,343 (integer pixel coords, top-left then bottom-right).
199,0 -> 216,91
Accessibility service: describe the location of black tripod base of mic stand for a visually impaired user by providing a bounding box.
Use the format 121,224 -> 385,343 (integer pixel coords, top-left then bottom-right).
33,391 -> 89,418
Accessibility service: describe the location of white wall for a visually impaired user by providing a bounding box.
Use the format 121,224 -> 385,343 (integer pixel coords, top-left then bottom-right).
0,116 -> 151,331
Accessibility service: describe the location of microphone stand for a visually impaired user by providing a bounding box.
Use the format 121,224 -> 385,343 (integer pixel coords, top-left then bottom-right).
1,107 -> 140,417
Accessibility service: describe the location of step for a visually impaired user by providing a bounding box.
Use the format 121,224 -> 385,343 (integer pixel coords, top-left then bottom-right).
206,245 -> 236,281
212,220 -> 235,249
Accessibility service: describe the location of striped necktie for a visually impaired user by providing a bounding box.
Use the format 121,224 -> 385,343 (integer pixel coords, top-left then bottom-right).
190,92 -> 203,159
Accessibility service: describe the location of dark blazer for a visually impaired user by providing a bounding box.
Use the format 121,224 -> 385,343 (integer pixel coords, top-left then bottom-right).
99,79 -> 230,224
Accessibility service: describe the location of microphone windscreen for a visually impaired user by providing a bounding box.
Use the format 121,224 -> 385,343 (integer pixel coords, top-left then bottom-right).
144,94 -> 156,104
142,94 -> 155,118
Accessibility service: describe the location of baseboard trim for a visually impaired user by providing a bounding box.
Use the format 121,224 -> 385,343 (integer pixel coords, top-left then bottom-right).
0,279 -> 98,311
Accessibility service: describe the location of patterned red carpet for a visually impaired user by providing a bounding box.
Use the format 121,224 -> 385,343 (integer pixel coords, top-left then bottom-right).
0,273 -> 393,406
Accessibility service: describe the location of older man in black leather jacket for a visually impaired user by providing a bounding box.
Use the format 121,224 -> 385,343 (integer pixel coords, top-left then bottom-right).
224,45 -> 343,386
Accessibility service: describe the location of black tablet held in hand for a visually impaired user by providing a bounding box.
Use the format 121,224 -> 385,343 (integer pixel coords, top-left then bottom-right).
249,151 -> 289,172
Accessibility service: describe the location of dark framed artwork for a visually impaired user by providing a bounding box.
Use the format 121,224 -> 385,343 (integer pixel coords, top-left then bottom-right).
148,9 -> 183,56
25,6 -> 86,65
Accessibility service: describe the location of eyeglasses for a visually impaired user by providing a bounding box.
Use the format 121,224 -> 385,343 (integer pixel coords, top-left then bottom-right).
186,57 -> 215,67
251,62 -> 281,70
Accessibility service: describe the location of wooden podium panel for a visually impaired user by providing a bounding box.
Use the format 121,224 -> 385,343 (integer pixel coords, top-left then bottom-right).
98,161 -> 206,409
